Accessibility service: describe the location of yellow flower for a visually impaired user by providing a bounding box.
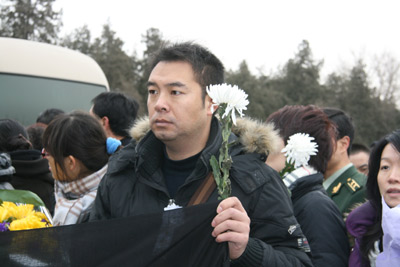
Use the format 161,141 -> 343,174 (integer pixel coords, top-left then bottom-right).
34,211 -> 49,222
0,201 -> 52,231
9,215 -> 47,231
13,203 -> 36,219
0,205 -> 10,221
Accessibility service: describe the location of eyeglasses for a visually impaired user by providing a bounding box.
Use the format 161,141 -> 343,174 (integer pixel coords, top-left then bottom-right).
41,148 -> 50,158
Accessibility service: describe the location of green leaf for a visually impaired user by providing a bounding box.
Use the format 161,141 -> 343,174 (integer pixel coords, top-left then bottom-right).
210,155 -> 221,186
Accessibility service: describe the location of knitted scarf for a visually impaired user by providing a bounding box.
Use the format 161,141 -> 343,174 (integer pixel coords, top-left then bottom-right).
283,165 -> 317,190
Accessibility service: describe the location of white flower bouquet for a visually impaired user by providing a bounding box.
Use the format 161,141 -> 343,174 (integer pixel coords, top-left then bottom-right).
206,83 -> 249,199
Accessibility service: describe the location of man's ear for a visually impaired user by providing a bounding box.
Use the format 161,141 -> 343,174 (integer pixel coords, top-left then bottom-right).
101,116 -> 109,128
205,95 -> 216,116
338,136 -> 351,152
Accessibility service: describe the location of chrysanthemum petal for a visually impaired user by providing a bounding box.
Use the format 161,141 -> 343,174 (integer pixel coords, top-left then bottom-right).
206,83 -> 249,123
282,133 -> 319,169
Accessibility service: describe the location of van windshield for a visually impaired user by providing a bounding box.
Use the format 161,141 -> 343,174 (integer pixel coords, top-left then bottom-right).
0,73 -> 108,126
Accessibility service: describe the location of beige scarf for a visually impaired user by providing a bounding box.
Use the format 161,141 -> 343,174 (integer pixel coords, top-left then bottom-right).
53,164 -> 107,226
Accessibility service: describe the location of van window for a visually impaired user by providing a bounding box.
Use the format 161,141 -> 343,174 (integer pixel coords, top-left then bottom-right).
0,73 -> 107,126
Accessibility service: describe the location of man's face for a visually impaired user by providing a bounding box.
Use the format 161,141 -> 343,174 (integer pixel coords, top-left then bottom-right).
147,61 -> 212,146
266,137 -> 286,173
378,143 -> 400,208
350,151 -> 370,175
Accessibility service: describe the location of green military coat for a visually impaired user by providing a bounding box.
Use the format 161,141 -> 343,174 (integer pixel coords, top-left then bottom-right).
326,165 -> 367,215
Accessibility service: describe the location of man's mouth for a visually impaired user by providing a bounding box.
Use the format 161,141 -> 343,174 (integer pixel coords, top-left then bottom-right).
154,118 -> 172,126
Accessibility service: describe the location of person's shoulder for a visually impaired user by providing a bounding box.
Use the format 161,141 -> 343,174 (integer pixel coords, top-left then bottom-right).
230,154 -> 279,194
298,185 -> 339,211
346,201 -> 377,237
329,166 -> 366,197
342,166 -> 366,194
106,144 -> 136,175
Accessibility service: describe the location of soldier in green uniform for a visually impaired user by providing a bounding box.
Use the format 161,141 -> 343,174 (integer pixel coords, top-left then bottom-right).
323,108 -> 367,215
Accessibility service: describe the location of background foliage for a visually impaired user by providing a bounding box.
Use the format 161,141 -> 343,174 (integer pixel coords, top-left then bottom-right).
1,0 -> 400,146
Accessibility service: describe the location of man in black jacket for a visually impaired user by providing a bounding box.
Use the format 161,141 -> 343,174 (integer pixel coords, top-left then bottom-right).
91,42 -> 312,266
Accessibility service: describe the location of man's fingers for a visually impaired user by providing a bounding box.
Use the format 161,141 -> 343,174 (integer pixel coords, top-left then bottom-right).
217,196 -> 246,214
212,219 -> 250,238
212,206 -> 249,227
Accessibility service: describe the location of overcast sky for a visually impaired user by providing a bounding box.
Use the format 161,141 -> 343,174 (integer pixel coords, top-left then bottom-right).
55,0 -> 400,79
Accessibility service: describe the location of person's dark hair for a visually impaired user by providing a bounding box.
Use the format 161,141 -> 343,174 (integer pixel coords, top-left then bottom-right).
0,119 -> 32,152
149,42 -> 225,102
42,111 -> 108,181
36,108 -> 65,125
323,107 -> 355,155
266,105 -> 336,173
91,92 -> 139,137
350,143 -> 370,155
360,129 -> 400,261
26,123 -> 47,151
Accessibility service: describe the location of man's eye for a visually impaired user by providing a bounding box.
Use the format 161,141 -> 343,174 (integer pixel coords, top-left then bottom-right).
171,91 -> 182,95
148,89 -> 158,95
360,166 -> 368,172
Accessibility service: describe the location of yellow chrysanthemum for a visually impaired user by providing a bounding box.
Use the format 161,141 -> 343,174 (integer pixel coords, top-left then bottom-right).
0,205 -> 10,221
9,215 -> 47,231
13,204 -> 36,220
1,201 -> 18,210
1,201 -> 51,231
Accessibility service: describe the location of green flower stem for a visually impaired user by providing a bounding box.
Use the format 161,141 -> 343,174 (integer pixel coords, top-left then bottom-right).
279,161 -> 295,178
210,103 -> 232,200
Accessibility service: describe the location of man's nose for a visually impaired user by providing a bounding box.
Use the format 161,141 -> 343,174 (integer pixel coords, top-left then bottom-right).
154,92 -> 169,112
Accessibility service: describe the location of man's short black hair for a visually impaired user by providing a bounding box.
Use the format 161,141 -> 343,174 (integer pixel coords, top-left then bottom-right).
91,92 -> 139,137
36,108 -> 65,125
323,107 -> 355,155
350,143 -> 370,155
149,42 -> 225,101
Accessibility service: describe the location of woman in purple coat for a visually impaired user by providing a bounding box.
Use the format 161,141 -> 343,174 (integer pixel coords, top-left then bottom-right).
347,129 -> 400,266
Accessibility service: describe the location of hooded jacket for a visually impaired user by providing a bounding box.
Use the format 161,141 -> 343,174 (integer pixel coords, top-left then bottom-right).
91,116 -> 313,267
9,150 -> 55,214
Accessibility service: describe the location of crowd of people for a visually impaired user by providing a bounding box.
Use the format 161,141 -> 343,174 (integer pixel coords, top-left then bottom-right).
1,42 -> 399,266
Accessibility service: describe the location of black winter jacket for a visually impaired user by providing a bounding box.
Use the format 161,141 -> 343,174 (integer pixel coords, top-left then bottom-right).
91,117 -> 313,267
290,173 -> 349,266
10,150 -> 55,214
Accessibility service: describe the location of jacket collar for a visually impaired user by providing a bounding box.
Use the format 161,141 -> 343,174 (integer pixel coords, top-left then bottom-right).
108,115 -> 281,184
130,116 -> 280,156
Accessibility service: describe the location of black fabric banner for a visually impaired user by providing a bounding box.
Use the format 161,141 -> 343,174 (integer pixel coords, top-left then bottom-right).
0,202 -> 229,267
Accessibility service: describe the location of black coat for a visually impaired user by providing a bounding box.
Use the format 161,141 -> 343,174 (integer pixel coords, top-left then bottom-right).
10,150 -> 55,214
290,173 -> 350,266
91,117 -> 313,267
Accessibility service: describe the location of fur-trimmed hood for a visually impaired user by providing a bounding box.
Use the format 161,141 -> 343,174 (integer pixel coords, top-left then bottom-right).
130,116 -> 281,156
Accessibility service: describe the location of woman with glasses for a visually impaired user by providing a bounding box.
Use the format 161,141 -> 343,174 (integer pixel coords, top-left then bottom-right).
42,111 -> 120,226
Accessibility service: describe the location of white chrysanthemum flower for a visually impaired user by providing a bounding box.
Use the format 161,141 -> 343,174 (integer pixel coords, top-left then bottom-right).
281,133 -> 318,168
206,83 -> 249,125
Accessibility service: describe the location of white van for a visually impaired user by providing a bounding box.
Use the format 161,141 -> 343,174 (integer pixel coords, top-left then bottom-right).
0,37 -> 109,126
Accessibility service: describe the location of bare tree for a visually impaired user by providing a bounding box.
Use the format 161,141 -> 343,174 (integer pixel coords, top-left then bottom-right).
370,52 -> 400,103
